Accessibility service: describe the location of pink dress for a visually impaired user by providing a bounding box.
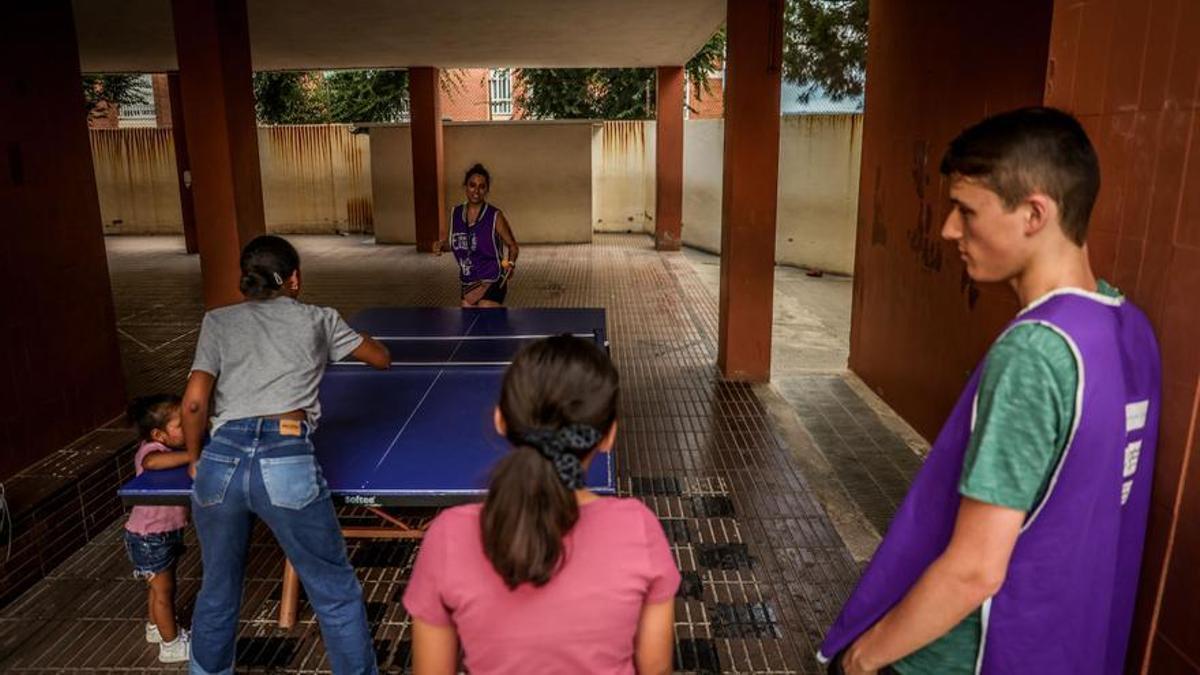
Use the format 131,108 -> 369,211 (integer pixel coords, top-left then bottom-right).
403,498 -> 680,674
124,441 -> 189,535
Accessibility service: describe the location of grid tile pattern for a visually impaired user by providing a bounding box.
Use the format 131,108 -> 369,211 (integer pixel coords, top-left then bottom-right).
774,375 -> 924,535
0,235 -> 870,673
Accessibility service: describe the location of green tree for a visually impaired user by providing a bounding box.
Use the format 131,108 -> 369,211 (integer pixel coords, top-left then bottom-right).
252,71 -> 329,124
325,70 -> 409,123
782,0 -> 868,103
81,74 -> 150,119
516,0 -> 868,119
252,69 -> 463,125
517,29 -> 726,120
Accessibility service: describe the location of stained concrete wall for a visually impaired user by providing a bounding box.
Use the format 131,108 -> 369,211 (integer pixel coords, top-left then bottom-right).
681,119 -> 724,250
91,128 -> 182,234
592,121 -> 655,232
587,115 -> 863,273
258,125 -> 373,234
91,125 -> 372,234
372,121 -> 595,244
681,115 -> 863,275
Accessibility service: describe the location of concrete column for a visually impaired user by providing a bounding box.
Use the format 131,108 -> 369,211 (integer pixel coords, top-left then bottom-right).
171,0 -> 265,308
0,2 -> 126,477
409,67 -> 446,252
655,66 -> 684,250
717,0 -> 784,381
166,72 -> 199,255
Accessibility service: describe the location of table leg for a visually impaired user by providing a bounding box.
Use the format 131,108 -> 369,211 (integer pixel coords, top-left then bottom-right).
279,558 -> 300,629
274,510 -> 427,627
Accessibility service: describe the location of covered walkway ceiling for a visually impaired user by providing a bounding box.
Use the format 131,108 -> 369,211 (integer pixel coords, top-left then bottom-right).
73,0 -> 726,73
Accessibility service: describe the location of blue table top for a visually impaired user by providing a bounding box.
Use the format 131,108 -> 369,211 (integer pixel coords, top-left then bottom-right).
119,307 -> 611,506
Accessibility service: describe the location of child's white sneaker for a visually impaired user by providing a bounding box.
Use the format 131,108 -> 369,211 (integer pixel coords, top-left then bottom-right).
158,628 -> 191,663
145,622 -> 162,644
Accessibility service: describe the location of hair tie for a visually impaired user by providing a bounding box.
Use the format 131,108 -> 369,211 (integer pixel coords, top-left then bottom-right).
519,425 -> 602,490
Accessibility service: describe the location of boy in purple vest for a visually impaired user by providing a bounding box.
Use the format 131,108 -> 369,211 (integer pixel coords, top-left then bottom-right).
824,107 -> 1161,674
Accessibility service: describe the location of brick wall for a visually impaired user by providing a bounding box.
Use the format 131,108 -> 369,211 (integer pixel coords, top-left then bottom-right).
152,73 -> 171,127
688,76 -> 725,119
441,68 -> 525,121
441,69 -> 489,121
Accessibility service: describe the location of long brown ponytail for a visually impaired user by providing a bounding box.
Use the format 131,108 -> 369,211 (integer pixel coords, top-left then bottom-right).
482,335 -> 619,589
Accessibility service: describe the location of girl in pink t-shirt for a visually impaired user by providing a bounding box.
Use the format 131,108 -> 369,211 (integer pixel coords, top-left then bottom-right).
123,394 -> 192,663
404,335 -> 680,675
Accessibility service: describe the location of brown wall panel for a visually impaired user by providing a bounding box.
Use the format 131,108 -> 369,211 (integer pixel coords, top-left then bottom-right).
0,3 -> 126,479
1041,0 -> 1200,669
848,0 -> 1053,439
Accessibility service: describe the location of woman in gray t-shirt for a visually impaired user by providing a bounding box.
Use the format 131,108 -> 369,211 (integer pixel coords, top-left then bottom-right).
181,235 -> 389,674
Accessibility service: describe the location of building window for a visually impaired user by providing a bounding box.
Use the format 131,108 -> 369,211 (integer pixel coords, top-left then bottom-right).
489,68 -> 513,120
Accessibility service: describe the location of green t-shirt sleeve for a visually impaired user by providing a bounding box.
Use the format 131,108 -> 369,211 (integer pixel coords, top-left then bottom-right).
959,323 -> 1078,512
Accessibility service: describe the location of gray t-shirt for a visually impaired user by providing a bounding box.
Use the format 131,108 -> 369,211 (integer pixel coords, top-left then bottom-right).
191,296 -> 363,431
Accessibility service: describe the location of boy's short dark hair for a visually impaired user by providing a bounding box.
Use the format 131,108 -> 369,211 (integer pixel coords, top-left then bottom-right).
126,394 -> 182,442
940,106 -> 1100,245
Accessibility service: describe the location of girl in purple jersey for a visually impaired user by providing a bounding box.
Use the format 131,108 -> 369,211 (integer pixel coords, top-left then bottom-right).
433,164 -> 520,307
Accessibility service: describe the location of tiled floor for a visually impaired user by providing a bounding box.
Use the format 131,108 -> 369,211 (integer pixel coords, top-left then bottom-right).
0,234 -> 930,673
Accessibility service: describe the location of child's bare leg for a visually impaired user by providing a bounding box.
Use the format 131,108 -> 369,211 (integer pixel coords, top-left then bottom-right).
147,568 -> 178,641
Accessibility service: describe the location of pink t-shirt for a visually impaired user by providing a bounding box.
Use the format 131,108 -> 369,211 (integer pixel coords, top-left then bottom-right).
124,441 -> 189,535
403,497 -> 680,675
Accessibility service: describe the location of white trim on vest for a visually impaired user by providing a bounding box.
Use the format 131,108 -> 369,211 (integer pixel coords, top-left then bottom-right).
1019,287 -> 1124,317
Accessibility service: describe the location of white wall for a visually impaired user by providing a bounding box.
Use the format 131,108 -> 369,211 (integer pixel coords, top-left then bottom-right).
371,121 -> 595,244
591,121 -> 655,233
92,125 -> 373,234
681,114 -> 863,274
681,119 -> 724,252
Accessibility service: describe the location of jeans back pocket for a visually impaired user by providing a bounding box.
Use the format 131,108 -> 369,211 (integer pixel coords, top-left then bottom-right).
193,452 -> 239,507
259,454 -> 323,510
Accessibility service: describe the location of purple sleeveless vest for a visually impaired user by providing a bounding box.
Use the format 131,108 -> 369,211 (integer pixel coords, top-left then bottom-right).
450,202 -> 503,286
820,290 -> 1161,674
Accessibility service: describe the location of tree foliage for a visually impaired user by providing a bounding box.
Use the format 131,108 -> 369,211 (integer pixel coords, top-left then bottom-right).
252,69 -> 411,124
516,29 -> 726,120
516,0 -> 867,118
325,70 -> 409,123
252,72 -> 328,124
782,0 -> 868,103
81,74 -> 150,118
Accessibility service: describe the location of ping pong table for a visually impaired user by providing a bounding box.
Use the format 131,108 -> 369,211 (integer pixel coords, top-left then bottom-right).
119,307 -> 612,626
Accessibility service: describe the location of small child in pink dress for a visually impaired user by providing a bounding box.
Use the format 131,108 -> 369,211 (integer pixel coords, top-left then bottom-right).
123,394 -> 192,664
404,336 -> 681,675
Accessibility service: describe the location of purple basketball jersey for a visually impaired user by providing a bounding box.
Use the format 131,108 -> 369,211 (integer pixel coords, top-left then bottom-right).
820,289 -> 1161,674
450,203 -> 503,286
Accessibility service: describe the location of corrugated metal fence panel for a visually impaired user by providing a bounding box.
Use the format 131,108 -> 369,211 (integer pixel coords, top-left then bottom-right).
89,128 -> 182,234
90,125 -> 372,235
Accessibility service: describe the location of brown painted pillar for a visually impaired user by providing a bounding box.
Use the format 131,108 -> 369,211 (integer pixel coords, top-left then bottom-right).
409,67 -> 446,252
717,0 -> 784,382
171,0 -> 265,308
166,72 -> 199,255
0,2 -> 126,477
655,66 -> 684,251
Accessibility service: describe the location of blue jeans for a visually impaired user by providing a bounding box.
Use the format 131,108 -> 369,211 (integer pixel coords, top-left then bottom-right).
124,528 -> 186,580
188,418 -> 376,675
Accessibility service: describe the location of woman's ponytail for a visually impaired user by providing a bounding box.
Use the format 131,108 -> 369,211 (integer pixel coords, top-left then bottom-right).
482,445 -> 578,588
481,335 -> 619,588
